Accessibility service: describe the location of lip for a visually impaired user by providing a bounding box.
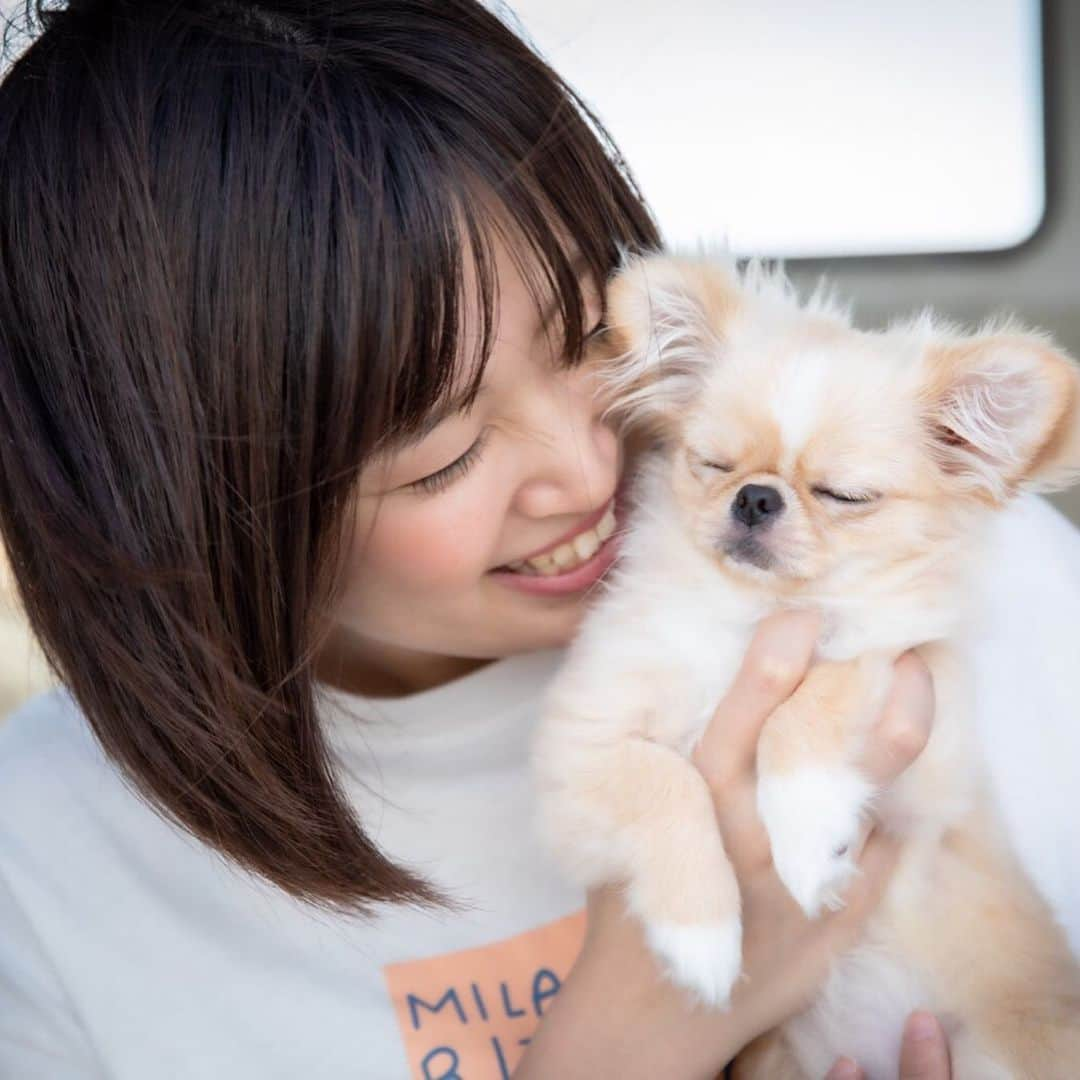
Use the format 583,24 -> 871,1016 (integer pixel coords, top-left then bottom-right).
509,496 -> 616,566
489,527 -> 621,596
487,479 -> 630,597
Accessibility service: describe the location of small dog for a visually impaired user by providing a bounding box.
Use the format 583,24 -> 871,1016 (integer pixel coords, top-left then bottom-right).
533,253 -> 1080,1078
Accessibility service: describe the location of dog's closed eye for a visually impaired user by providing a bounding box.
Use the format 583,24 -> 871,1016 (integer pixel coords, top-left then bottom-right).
812,486 -> 880,505
688,450 -> 735,476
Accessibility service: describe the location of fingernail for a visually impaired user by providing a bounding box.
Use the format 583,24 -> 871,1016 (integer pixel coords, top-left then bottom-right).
907,1011 -> 938,1041
828,1058 -> 860,1080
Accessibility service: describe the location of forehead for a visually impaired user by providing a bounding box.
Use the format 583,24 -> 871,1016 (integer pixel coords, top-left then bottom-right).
688,319 -> 927,476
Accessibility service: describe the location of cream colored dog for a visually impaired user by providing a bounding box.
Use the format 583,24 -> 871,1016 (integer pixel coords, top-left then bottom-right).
533,253 -> 1080,1078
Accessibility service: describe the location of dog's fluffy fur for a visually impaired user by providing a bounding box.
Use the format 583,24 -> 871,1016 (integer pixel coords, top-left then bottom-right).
533,254 -> 1080,1078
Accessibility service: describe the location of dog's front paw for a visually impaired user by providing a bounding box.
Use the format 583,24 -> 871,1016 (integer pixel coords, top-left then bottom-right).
757,766 -> 873,917
643,917 -> 743,1009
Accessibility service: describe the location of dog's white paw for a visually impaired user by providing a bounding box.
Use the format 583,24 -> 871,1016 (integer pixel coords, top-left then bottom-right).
758,766 -> 873,917
643,917 -> 742,1009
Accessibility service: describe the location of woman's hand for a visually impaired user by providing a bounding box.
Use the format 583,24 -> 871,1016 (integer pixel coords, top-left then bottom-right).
826,1011 -> 953,1079
692,613 -> 936,1043
516,612 -> 936,1079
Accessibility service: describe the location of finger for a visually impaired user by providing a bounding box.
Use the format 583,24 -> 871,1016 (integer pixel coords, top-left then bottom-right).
709,778 -> 776,873
856,651 -> 935,789
823,827 -> 902,942
846,815 -> 876,864
719,739 -> 873,876
825,1058 -> 866,1080
899,1011 -> 952,1079
693,610 -> 820,789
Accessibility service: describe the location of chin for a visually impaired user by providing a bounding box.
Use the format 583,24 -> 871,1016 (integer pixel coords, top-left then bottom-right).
533,252 -> 1080,1076
533,600 -> 592,649
483,599 -> 587,656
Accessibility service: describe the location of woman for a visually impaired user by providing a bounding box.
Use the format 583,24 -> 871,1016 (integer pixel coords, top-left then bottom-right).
1,1 -> 1076,1076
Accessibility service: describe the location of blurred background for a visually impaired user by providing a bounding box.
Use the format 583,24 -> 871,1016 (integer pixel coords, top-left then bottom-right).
1,0 -> 1077,715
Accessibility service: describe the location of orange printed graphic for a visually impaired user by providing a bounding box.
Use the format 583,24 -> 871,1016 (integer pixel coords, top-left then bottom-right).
384,910 -> 586,1079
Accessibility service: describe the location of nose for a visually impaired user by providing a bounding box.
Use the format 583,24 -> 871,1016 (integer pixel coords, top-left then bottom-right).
512,370 -> 620,520
732,484 -> 785,528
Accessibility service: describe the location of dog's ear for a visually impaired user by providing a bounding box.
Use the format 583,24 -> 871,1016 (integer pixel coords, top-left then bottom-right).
594,254 -> 739,437
920,331 -> 1080,501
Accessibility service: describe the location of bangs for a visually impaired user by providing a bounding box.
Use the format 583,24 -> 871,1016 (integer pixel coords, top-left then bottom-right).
329,31 -> 660,456
373,175 -> 630,454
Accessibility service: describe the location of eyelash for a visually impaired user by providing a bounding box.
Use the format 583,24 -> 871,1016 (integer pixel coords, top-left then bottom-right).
406,314 -> 602,497
813,487 -> 878,504
410,429 -> 490,495
689,451 -> 734,474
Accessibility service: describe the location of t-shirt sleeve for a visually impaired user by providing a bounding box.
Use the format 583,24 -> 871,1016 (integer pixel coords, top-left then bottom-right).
0,866 -> 104,1078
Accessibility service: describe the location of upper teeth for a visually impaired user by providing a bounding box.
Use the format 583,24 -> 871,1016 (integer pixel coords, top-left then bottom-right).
508,505 -> 616,576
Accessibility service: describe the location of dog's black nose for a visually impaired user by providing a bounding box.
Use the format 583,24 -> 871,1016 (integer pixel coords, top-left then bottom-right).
732,484 -> 784,528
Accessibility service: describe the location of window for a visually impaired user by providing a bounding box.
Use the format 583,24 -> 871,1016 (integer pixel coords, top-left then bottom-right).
506,0 -> 1045,257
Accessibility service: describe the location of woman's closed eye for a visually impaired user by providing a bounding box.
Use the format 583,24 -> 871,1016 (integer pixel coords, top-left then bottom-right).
408,429 -> 490,495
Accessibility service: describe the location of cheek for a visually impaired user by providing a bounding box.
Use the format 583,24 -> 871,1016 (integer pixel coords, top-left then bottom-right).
768,499 -> 826,566
347,489 -> 503,596
674,464 -> 733,531
842,500 -> 938,554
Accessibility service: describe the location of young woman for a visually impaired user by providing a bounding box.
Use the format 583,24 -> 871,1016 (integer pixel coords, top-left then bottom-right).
1,2 -> 1077,1077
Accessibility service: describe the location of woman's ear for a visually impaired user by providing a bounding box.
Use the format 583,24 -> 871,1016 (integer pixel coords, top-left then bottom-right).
920,330 -> 1080,501
594,253 -> 739,437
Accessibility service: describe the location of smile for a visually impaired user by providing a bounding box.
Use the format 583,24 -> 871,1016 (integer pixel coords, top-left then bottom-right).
488,493 -> 623,598
505,503 -> 617,578
501,500 -> 617,577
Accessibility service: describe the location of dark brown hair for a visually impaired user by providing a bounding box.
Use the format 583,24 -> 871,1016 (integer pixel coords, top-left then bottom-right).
0,0 -> 659,911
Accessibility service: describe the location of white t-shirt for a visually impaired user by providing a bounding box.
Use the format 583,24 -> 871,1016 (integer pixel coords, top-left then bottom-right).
1,495 -> 1079,1080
